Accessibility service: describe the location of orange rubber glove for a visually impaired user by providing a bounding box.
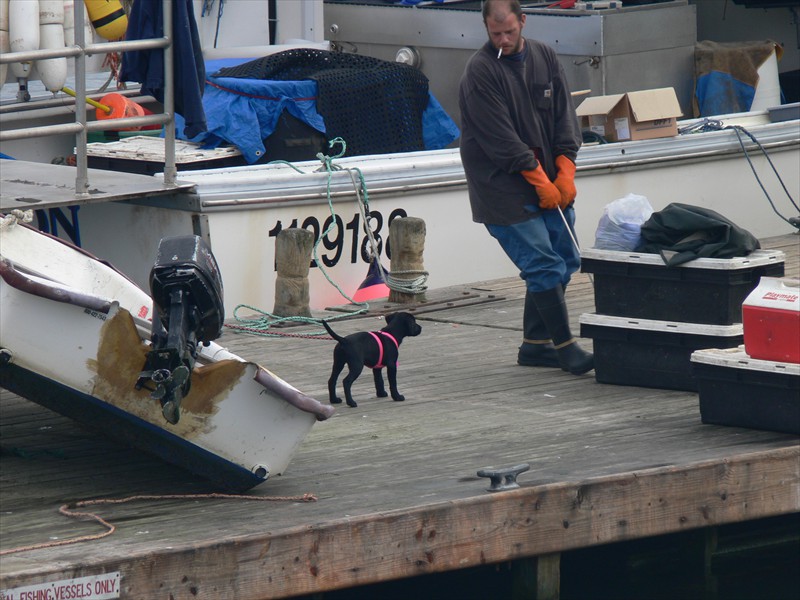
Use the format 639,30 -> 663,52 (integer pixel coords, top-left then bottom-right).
553,155 -> 577,209
521,165 -> 561,210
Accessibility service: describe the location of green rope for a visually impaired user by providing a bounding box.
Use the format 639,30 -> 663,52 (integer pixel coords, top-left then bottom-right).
311,138 -> 374,306
322,141 -> 428,296
227,138 -> 371,337
228,307 -> 333,339
386,269 -> 428,295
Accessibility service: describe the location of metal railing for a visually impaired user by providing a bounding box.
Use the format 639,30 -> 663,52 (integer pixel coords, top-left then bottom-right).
0,0 -> 178,192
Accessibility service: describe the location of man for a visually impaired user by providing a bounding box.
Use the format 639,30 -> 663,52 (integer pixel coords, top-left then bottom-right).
458,0 -> 593,375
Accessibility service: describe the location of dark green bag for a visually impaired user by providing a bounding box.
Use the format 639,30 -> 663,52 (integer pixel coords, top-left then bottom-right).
636,202 -> 760,266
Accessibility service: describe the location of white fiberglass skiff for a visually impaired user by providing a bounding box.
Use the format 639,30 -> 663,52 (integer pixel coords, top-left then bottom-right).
0,212 -> 334,491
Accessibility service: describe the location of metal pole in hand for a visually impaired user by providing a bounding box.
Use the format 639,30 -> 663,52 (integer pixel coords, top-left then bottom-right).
557,206 -> 581,254
557,206 -> 594,286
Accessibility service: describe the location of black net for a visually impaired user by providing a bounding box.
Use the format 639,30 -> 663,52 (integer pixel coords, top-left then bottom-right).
214,49 -> 431,157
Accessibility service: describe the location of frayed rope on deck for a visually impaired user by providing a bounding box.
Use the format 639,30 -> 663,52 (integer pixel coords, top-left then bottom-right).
0,492 -> 317,556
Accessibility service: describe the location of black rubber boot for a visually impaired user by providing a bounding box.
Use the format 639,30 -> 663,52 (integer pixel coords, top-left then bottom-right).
531,285 -> 594,375
518,291 -> 559,368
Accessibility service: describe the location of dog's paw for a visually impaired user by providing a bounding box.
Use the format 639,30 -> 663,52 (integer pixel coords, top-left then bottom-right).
376,390 -> 388,398
392,394 -> 405,402
330,397 -> 343,405
346,399 -> 358,408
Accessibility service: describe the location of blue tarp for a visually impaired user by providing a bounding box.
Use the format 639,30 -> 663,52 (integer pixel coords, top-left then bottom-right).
695,71 -> 757,117
176,58 -> 460,163
694,40 -> 782,118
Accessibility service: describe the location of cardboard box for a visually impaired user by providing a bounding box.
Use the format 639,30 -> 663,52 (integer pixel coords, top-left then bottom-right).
742,277 -> 800,363
575,87 -> 683,142
579,313 -> 743,391
580,248 -> 786,325
691,346 -> 800,435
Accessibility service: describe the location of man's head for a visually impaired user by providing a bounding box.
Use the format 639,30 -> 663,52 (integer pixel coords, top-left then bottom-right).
482,0 -> 526,57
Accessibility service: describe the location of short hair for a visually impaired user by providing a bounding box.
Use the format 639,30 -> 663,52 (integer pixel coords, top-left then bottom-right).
482,0 -> 523,24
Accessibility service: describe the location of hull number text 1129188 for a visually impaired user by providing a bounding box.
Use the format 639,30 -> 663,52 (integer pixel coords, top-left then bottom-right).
267,208 -> 408,269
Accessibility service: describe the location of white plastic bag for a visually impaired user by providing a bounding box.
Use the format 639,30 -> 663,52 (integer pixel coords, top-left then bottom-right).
593,193 -> 654,251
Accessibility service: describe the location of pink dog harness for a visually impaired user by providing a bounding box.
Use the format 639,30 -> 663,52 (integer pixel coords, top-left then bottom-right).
368,331 -> 399,369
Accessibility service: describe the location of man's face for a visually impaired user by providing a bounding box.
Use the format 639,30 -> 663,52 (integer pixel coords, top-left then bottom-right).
486,10 -> 526,56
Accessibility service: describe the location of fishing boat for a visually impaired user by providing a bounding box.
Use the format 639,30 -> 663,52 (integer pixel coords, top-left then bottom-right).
0,213 -> 334,491
2,2 -> 797,318
4,103 -> 796,320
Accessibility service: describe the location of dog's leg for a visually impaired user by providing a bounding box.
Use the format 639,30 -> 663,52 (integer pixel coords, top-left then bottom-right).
372,368 -> 388,398
342,361 -> 364,407
328,351 -> 346,405
386,363 -> 404,402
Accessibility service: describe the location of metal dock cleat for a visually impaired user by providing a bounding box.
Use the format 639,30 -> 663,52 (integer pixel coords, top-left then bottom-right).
477,463 -> 530,492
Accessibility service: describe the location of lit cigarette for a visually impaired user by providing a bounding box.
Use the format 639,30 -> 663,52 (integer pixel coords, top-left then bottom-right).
497,47 -> 502,59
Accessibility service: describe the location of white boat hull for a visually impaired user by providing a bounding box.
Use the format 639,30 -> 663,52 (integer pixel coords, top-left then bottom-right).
53,111 -> 798,317
0,221 -> 333,491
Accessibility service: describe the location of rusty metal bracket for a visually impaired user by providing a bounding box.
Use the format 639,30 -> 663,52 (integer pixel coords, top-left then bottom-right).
477,463 -> 530,492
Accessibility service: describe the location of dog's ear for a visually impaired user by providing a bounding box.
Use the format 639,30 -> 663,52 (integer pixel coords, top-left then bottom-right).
385,313 -> 396,324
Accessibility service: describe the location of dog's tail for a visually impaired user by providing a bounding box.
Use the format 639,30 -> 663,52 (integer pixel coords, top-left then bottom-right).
321,319 -> 346,343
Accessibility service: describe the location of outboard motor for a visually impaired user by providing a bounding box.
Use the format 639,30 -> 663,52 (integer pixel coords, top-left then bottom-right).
136,236 -> 224,424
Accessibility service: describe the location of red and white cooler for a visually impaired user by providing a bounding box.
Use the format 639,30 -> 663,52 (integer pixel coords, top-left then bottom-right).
742,277 -> 800,363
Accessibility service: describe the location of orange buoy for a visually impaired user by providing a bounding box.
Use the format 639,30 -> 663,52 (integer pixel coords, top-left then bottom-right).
94,92 -> 161,132
96,92 -> 144,130
84,0 -> 127,41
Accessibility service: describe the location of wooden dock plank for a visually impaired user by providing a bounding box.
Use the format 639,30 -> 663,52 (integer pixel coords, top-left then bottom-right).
1,234 -> 798,598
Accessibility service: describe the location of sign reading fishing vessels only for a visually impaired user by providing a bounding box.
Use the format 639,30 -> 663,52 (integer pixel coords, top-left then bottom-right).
1,572 -> 120,600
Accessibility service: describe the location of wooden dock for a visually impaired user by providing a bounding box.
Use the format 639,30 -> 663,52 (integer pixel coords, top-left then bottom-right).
1,234 -> 798,599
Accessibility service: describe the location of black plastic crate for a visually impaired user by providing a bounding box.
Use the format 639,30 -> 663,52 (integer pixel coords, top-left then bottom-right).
580,313 -> 743,391
691,347 -> 800,435
580,249 -> 785,325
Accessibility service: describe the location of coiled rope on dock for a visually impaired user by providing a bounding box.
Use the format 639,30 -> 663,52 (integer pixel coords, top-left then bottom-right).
0,492 -> 317,556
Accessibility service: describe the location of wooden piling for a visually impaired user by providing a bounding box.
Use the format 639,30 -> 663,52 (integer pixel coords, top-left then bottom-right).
273,228 -> 314,317
388,217 -> 427,304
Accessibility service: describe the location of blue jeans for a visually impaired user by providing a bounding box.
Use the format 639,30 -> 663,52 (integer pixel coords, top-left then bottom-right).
486,206 -> 580,293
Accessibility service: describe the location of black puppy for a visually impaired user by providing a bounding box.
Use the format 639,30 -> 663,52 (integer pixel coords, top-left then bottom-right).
322,312 -> 422,407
